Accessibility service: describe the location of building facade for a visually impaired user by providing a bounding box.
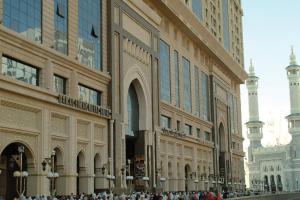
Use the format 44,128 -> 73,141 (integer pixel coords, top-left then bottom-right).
247,49 -> 300,192
0,0 -> 247,197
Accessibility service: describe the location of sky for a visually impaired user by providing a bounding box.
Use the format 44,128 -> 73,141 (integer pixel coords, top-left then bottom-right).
241,0 -> 300,152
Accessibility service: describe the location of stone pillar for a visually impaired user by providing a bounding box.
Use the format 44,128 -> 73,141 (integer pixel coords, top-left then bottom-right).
42,60 -> 53,90
65,116 -> 77,195
0,0 -> 3,25
110,120 -> 114,177
70,71 -> 78,98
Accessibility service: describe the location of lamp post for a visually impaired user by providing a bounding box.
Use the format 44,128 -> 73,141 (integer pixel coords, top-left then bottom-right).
142,176 -> 150,193
102,157 -> 115,194
12,145 -> 29,198
41,150 -> 59,196
121,159 -> 133,194
160,177 -> 166,192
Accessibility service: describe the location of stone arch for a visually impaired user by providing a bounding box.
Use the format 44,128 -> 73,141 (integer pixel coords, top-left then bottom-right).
52,147 -> 64,195
0,140 -> 36,167
77,151 -> 86,194
218,122 -> 226,152
0,142 -> 36,199
123,66 -> 152,131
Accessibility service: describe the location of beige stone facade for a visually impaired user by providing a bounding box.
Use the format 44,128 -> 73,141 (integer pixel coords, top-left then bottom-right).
0,0 -> 247,197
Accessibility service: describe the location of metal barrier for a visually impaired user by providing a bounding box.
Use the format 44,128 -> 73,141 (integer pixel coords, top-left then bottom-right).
231,192 -> 300,200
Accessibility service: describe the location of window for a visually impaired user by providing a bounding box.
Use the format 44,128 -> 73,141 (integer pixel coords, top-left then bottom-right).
197,128 -> 201,138
177,120 -> 181,131
78,84 -> 101,105
2,56 -> 38,86
205,131 -> 210,141
222,0 -> 230,50
185,124 -> 192,135
183,57 -> 191,112
192,0 -> 203,20
78,0 -> 102,70
161,115 -> 171,129
194,66 -> 200,116
160,40 -> 171,102
54,0 -> 68,55
201,72 -> 210,121
127,84 -> 139,136
174,50 -> 180,107
53,74 -> 66,94
3,0 -> 42,42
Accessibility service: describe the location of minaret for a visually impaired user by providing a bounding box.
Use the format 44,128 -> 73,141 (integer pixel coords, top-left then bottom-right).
286,47 -> 300,158
246,60 -> 264,162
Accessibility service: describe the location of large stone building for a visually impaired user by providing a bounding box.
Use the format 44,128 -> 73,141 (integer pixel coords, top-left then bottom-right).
0,0 -> 247,198
247,49 -> 300,192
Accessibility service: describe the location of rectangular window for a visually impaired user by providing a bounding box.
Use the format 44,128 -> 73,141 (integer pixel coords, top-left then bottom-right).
205,131 -> 210,141
185,124 -> 192,135
78,84 -> 101,105
160,115 -> 171,129
54,0 -> 68,55
222,0 -> 230,51
183,57 -> 191,112
3,0 -> 42,42
194,66 -> 200,116
2,56 -> 39,86
78,0 -> 102,70
53,74 -> 66,94
174,50 -> 180,107
160,40 -> 171,102
192,0 -> 203,21
177,120 -> 181,131
202,72 -> 210,121
197,128 -> 201,138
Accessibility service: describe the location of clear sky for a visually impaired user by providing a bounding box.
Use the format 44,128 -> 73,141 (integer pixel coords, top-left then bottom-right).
241,0 -> 300,151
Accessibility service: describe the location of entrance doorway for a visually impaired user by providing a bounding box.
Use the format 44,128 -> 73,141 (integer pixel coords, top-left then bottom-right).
77,151 -> 85,195
218,123 -> 226,180
126,83 -> 146,191
0,142 -> 34,200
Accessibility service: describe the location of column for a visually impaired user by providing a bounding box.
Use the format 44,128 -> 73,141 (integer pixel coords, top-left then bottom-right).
65,116 -> 77,194
0,51 -> 2,73
70,70 -> 78,98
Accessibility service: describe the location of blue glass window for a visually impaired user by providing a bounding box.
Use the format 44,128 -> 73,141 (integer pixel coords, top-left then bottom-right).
174,50 -> 180,107
183,57 -> 191,112
127,84 -> 139,136
205,131 -> 210,141
192,0 -> 203,21
78,0 -> 102,70
161,115 -> 171,129
194,66 -> 200,116
160,40 -> 171,103
197,128 -> 201,138
201,72 -> 210,121
2,56 -> 39,86
54,0 -> 68,55
53,74 -> 66,94
222,0 -> 230,51
3,0 -> 42,42
185,124 -> 192,135
78,84 -> 101,105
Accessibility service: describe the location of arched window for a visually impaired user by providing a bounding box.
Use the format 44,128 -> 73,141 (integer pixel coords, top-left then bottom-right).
127,84 -> 139,136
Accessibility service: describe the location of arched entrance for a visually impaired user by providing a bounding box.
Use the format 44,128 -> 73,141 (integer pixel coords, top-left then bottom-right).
53,147 -> 64,195
94,153 -> 102,193
125,82 -> 147,191
270,175 -> 276,192
264,175 -> 269,191
0,142 -> 35,200
77,151 -> 86,195
277,175 -> 283,191
184,164 -> 191,192
218,123 -> 226,182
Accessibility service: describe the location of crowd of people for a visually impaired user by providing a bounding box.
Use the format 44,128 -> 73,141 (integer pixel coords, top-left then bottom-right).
15,190 -> 237,200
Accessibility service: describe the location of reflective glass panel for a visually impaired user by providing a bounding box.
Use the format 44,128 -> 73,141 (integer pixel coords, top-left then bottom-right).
3,0 -> 42,42
54,0 -> 68,55
78,0 -> 102,70
160,40 -> 171,102
78,84 -> 101,105
183,57 -> 191,112
53,74 -> 66,94
2,56 -> 38,86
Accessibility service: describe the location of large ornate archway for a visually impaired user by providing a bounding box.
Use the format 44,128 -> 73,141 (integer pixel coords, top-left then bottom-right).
0,142 -> 35,200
